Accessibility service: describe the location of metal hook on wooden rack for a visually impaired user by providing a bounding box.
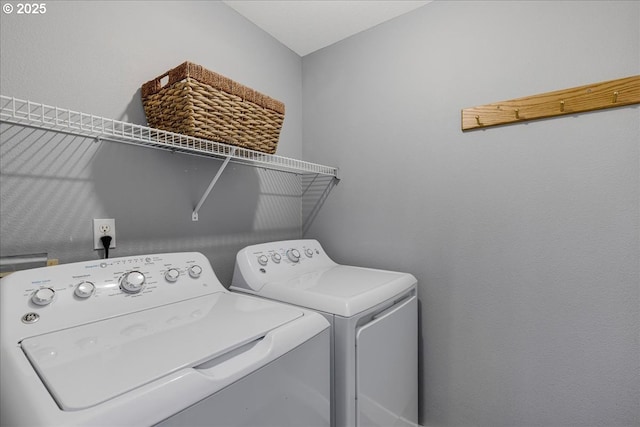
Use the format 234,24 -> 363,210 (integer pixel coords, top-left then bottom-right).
475,115 -> 481,125
515,109 -> 520,119
613,91 -> 619,103
560,100 -> 565,112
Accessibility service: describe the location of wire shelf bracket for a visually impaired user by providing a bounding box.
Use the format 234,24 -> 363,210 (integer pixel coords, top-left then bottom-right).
192,147 -> 236,222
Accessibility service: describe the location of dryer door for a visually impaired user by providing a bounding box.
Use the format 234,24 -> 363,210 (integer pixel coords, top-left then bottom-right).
355,295 -> 417,427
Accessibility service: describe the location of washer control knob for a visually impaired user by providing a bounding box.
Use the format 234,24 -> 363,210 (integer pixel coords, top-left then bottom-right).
257,255 -> 269,266
32,288 -> 55,306
188,265 -> 203,278
121,271 -> 145,294
305,248 -> 314,258
164,268 -> 180,283
271,253 -> 282,263
286,249 -> 301,263
74,281 -> 95,299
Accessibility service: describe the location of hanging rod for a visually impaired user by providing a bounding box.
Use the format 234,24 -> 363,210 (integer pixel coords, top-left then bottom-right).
0,95 -> 339,178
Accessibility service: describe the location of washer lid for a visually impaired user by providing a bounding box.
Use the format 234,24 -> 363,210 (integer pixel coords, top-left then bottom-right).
20,292 -> 303,410
261,266 -> 416,317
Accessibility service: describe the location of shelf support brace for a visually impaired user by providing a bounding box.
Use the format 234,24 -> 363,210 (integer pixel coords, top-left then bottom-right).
192,147 -> 237,221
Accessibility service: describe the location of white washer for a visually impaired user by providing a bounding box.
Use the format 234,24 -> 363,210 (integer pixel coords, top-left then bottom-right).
231,239 -> 418,427
0,252 -> 330,426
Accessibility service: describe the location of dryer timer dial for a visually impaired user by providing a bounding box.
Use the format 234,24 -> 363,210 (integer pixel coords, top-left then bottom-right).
286,249 -> 301,263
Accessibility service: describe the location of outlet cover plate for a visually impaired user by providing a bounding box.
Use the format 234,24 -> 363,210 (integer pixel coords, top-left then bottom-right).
93,219 -> 116,250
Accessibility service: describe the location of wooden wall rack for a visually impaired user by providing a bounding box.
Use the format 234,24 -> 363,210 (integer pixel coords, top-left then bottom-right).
461,75 -> 640,131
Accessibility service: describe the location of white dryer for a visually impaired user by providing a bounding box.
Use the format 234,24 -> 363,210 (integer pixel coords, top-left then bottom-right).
0,252 -> 330,427
231,239 -> 418,427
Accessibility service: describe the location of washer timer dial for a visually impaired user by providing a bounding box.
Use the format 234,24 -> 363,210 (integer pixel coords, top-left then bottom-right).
120,271 -> 146,294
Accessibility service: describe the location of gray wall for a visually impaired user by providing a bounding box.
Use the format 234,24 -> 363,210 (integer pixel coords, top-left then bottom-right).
1,1 -> 639,427
302,1 -> 639,427
0,1 -> 304,283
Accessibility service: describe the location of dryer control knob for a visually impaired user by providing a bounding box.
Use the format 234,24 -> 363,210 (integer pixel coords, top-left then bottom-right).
74,281 -> 95,299
286,249 -> 301,263
271,253 -> 282,263
121,271 -> 145,294
188,265 -> 203,278
32,288 -> 55,306
257,255 -> 269,266
305,248 -> 314,258
164,268 -> 180,283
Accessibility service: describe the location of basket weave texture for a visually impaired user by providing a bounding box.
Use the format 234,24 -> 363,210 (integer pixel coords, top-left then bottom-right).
141,61 -> 285,154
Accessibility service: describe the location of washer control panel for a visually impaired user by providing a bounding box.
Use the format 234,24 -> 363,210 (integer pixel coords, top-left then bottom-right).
0,252 -> 223,336
232,239 -> 338,292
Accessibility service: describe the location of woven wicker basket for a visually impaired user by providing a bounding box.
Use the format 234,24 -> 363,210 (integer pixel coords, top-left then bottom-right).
141,61 -> 285,154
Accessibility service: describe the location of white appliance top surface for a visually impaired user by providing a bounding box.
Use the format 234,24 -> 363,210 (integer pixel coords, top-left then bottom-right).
263,265 -> 415,316
231,239 -> 416,317
21,292 -> 303,410
276,265 -> 407,297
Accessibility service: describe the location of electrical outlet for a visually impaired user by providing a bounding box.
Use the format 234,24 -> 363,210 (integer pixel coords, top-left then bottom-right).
93,219 -> 116,250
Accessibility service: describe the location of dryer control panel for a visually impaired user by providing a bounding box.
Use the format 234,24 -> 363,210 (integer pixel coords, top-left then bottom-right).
231,239 -> 338,292
0,252 -> 224,338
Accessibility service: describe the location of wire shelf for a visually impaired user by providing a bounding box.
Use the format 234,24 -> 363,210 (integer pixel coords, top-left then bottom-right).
0,95 -> 338,178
